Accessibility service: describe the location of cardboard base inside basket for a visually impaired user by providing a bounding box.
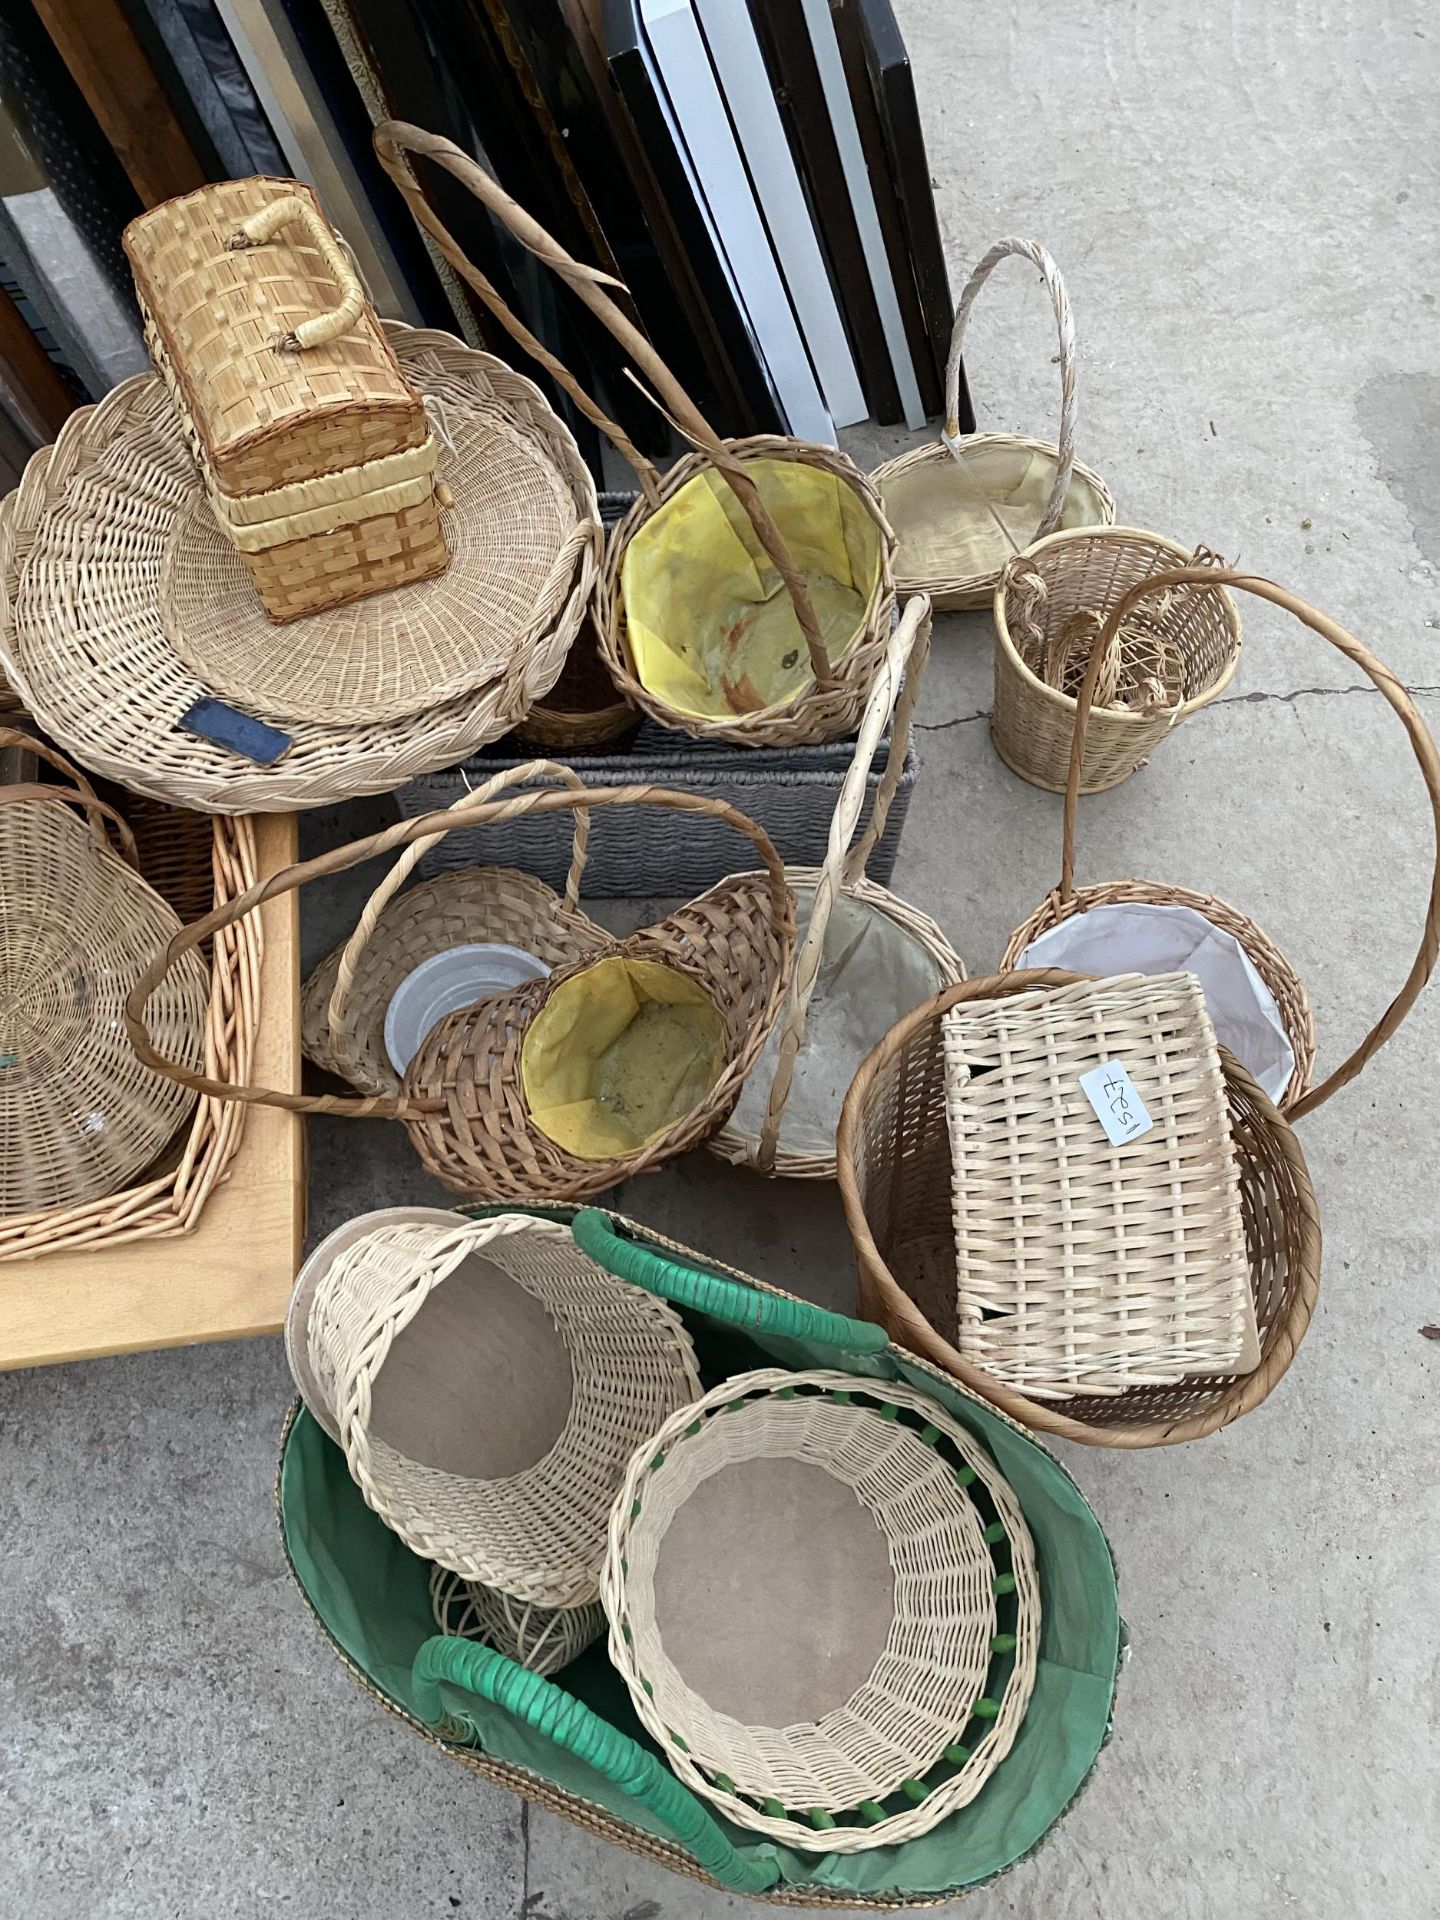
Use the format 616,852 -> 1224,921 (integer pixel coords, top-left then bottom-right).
650,1455 -> 895,1729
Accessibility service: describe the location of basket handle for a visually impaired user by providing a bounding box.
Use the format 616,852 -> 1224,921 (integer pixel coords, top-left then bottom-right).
325,758 -> 592,1082
125,785 -> 793,1120
411,1636 -> 778,1895
1058,568 -> 1440,1119
0,725 -> 138,865
571,1207 -> 889,1354
753,596 -> 933,1172
942,238 -> 1077,543
371,120 -> 836,693
227,193 -> 367,352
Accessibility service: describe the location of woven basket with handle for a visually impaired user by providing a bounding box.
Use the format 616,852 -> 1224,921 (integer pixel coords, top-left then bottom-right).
872,239 -> 1115,612
991,527 -> 1242,792
708,595 -> 966,1178
126,785 -> 795,1203
1001,569 -> 1440,1116
374,122 -> 897,750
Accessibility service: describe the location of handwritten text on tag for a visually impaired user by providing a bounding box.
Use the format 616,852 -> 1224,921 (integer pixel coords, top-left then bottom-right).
1079,1061 -> 1153,1146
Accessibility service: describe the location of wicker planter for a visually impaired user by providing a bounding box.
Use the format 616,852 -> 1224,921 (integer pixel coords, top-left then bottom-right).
991,528 -> 1241,792
374,121 -> 898,750
872,238 -> 1115,611
1001,569 -> 1440,1115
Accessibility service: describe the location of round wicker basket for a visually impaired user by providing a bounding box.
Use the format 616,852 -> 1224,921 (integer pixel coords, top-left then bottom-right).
603,1368 -> 1040,1853
837,970 -> 1322,1448
708,597 -> 966,1178
301,761 -> 609,1097
872,238 -> 1115,612
374,122 -> 898,750
0,327 -> 600,813
429,1564 -> 603,1679
991,527 -> 1242,792
0,730 -> 208,1217
513,492 -> 637,754
304,1211 -> 700,1605
1000,569 -> 1440,1115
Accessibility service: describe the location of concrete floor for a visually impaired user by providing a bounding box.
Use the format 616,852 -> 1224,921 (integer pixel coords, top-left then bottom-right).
4,2 -> 1439,1915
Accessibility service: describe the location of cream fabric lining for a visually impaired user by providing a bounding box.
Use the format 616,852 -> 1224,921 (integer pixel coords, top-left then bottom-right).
882,444 -> 1111,581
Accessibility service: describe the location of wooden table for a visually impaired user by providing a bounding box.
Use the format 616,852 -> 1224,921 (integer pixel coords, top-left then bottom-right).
0,813 -> 305,1370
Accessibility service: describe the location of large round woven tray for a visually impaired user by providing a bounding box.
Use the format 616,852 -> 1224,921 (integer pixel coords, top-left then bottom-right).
604,1368 -> 1040,1853
0,736 -> 208,1216
0,327 -> 600,813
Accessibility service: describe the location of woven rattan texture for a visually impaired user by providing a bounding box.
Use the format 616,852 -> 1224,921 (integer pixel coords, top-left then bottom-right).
938,973 -> 1253,1398
161,345 -> 586,716
599,437 -> 898,749
515,492 -> 636,753
604,1368 -> 1040,1853
429,1564 -> 603,1679
0,327 -> 600,813
309,1214 -> 700,1605
0,793 -> 208,1217
302,865 -> 609,1097
125,177 -> 427,492
992,529 -> 1241,792
837,972 -> 1322,1447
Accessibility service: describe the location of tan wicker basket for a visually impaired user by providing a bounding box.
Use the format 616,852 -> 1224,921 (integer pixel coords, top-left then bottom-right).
0,733 -> 209,1219
125,177 -> 450,626
991,528 -> 1242,792
127,785 -> 795,1205
301,761 -> 609,1097
1001,568 -> 1440,1115
373,122 -> 898,750
603,1368 -> 1040,1853
300,1211 -> 700,1605
429,1564 -> 603,1679
872,239 -> 1114,612
838,969 -> 1322,1448
0,328 -> 599,811
708,595 -> 966,1178
513,613 -> 637,754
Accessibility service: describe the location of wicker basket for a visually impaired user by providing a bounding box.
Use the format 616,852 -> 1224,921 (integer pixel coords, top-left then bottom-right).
0,733 -> 210,1219
513,492 -> 637,754
127,785 -> 794,1205
374,121 -> 898,750
709,596 -> 965,1178
125,177 -> 449,628
278,1204 -> 1123,1904
1002,569 -> 1440,1115
298,1211 -> 699,1604
429,1565 -> 603,1680
0,325 -> 599,812
838,970 -> 1322,1448
872,239 -> 1115,612
605,1368 -> 1039,1853
301,761 -> 610,1097
991,528 -> 1242,792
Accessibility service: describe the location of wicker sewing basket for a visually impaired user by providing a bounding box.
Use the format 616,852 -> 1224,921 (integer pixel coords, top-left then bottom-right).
127,785 -> 795,1204
837,970 -> 1323,1448
1001,569 -> 1440,1115
374,121 -> 897,751
605,1368 -> 1040,1853
125,176 -> 449,626
0,324 -> 599,811
301,762 -> 610,1097
0,731 -> 210,1219
991,528 -> 1242,793
708,596 -> 966,1179
872,239 -> 1115,612
297,1211 -> 699,1604
278,1204 -> 1124,1905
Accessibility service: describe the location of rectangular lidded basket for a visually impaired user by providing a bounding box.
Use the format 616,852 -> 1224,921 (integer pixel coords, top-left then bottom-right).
940,972 -> 1258,1399
124,177 -> 448,623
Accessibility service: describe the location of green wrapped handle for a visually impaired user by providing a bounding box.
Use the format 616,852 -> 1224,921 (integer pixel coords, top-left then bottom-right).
411,1637 -> 777,1894
572,1208 -> 888,1356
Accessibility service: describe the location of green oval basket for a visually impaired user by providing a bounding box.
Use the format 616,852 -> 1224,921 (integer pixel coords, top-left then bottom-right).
277,1205 -> 1123,1908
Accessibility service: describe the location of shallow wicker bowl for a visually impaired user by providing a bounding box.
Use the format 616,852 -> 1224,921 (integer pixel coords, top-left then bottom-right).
604,1368 -> 1040,1853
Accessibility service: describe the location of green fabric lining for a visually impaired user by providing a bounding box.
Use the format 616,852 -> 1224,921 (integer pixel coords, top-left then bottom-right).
277,1208 -> 1121,1899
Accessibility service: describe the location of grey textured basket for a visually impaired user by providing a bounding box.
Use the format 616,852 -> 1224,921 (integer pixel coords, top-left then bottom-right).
396,730 -> 917,898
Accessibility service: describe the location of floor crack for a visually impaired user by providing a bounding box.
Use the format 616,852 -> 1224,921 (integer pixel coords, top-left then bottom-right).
1217,681 -> 1440,707
915,709 -> 989,731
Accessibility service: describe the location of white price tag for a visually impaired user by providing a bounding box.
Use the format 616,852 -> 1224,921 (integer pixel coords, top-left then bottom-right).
1079,1060 -> 1153,1146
